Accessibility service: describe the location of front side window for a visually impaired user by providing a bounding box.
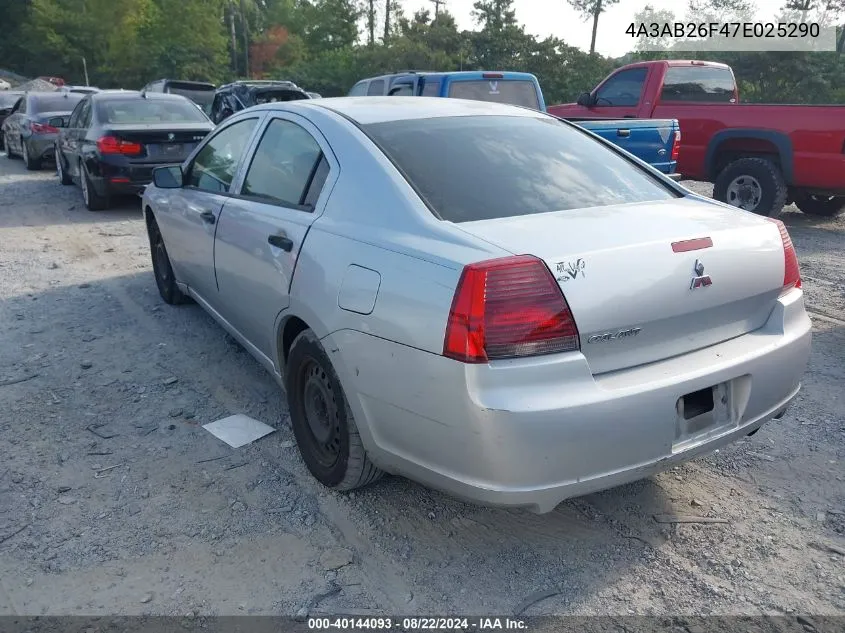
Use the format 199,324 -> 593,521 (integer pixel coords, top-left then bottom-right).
389,83 -> 415,96
660,66 -> 736,103
241,118 -> 324,208
421,79 -> 441,97
188,118 -> 258,193
594,68 -> 648,107
364,115 -> 677,223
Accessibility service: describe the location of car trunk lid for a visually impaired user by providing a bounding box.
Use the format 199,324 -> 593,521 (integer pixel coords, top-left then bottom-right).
454,197 -> 786,375
101,123 -> 212,162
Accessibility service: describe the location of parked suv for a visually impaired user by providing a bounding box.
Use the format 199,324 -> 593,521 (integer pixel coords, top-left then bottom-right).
142,79 -> 216,116
210,80 -> 310,124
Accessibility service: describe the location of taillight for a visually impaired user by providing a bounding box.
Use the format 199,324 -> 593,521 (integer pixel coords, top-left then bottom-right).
768,218 -> 801,294
671,130 -> 681,161
31,122 -> 59,134
97,136 -> 142,156
443,255 -> 580,363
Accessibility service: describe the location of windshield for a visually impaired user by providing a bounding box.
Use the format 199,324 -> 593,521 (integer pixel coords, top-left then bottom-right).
97,98 -> 210,124
447,80 -> 540,110
31,94 -> 84,113
364,115 -> 678,223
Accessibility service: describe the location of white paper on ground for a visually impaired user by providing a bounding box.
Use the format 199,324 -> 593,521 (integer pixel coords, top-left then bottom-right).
203,414 -> 276,448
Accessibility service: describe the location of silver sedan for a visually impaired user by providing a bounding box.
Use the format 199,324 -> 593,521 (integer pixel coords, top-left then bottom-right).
142,97 -> 812,513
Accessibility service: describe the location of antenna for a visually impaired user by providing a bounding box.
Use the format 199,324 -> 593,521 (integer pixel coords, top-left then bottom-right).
429,0 -> 445,17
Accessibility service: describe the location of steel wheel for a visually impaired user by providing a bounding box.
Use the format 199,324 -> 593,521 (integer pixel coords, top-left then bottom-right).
299,357 -> 342,468
725,175 -> 762,212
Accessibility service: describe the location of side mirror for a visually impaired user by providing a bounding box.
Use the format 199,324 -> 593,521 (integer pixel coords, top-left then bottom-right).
576,92 -> 594,107
152,165 -> 184,189
48,116 -> 66,128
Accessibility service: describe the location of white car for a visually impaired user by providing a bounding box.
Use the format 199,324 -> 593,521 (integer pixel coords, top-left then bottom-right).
142,97 -> 812,513
0,79 -> 12,91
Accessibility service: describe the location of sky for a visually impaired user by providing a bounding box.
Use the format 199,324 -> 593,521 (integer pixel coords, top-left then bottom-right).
402,0 -> 798,58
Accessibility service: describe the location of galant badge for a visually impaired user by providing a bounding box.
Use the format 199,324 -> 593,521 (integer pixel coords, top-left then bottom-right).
690,258 -> 712,290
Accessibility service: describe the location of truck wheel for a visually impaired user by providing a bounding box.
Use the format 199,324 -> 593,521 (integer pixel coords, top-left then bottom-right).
713,157 -> 787,218
794,194 -> 845,218
286,329 -> 384,491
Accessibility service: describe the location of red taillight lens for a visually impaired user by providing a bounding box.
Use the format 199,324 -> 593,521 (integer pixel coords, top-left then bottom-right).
31,122 -> 59,134
671,130 -> 681,161
768,218 -> 801,293
443,255 -> 580,363
97,136 -> 142,156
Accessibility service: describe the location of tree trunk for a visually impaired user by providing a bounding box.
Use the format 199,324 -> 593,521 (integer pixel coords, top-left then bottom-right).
837,24 -> 845,54
384,0 -> 390,43
368,0 -> 375,46
240,0 -> 249,78
228,5 -> 238,74
589,0 -> 602,55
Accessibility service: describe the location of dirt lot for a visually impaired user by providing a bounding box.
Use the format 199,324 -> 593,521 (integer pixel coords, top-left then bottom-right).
0,155 -> 843,618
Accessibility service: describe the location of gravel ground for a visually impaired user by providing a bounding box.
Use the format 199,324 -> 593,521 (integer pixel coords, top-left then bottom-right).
0,157 -> 843,618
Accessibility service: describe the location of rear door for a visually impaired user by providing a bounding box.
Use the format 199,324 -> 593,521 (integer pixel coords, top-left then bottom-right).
213,113 -> 334,358
157,115 -> 262,300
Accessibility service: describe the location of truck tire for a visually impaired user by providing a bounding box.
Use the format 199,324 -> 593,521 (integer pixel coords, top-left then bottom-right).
286,329 -> 384,491
794,194 -> 845,218
713,157 -> 787,218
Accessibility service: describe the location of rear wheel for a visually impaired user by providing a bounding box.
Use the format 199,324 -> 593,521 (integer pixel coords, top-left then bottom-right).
713,157 -> 787,218
147,214 -> 190,305
3,134 -> 15,158
56,148 -> 72,185
794,193 -> 845,218
286,329 -> 383,491
80,162 -> 109,211
22,140 -> 40,170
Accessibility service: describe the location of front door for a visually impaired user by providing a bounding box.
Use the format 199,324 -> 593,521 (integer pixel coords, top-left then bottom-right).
213,113 -> 335,359
157,115 -> 262,301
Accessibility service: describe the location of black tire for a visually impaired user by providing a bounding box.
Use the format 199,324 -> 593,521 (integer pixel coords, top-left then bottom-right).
80,162 -> 109,211
713,157 -> 787,218
22,140 -> 40,170
286,329 -> 383,491
147,214 -> 190,305
794,193 -> 845,218
56,148 -> 72,185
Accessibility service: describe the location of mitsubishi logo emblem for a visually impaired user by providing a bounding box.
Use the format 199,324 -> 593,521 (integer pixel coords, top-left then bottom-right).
690,259 -> 712,290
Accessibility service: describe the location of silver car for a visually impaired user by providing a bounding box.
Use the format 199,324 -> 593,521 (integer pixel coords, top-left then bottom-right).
2,91 -> 84,169
142,97 -> 811,513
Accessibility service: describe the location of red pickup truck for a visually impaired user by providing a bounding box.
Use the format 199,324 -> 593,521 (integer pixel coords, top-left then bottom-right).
549,60 -> 845,218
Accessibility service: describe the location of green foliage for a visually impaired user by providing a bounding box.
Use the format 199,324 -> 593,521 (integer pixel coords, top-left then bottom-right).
0,0 -> 841,106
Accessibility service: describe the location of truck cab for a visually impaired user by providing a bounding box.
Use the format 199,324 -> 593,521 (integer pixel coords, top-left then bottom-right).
348,71 -> 546,111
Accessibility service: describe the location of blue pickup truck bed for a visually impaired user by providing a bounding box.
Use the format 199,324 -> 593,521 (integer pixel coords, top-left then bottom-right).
573,118 -> 680,176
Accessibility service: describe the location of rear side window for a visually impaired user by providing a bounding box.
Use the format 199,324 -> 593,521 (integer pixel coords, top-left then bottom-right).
241,118 -> 324,208
660,67 -> 736,103
364,116 -> 677,223
421,79 -> 441,97
348,81 -> 368,96
447,80 -> 539,110
367,80 -> 385,96
188,118 -> 258,193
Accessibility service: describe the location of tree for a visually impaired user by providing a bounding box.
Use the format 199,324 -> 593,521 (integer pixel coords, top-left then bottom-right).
470,0 -> 532,68
567,0 -> 620,55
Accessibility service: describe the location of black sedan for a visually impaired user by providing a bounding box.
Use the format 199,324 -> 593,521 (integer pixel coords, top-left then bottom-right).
56,90 -> 214,210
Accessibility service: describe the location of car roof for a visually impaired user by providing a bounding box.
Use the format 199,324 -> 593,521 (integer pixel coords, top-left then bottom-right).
255,96 -> 544,125
93,90 -> 193,102
358,70 -> 539,82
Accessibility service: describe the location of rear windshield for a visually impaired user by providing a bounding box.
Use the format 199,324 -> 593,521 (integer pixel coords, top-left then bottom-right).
97,98 -> 209,124
447,80 -> 540,110
0,93 -> 21,108
31,94 -> 83,113
253,89 -> 309,104
166,86 -> 215,111
364,116 -> 677,223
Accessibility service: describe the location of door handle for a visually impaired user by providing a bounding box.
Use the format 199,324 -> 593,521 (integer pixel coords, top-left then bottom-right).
199,210 -> 216,224
268,233 -> 293,252
617,129 -> 631,137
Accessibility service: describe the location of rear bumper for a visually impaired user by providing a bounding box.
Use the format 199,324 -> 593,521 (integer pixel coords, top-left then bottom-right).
325,290 -> 812,513
88,156 -> 182,197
